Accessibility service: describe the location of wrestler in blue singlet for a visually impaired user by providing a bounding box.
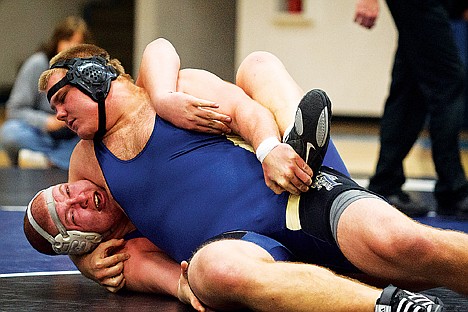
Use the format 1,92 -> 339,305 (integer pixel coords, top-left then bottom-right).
95,117 -> 354,270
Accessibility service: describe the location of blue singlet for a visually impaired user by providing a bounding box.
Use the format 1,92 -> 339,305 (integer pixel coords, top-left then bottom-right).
95,117 -> 350,266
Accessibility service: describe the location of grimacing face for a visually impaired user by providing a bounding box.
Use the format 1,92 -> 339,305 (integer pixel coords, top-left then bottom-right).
45,180 -> 124,236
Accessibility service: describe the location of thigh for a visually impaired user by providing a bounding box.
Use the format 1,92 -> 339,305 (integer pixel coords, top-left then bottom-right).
299,167 -> 371,243
187,236 -> 277,310
201,231 -> 294,262
336,196 -> 425,275
177,68 -> 258,115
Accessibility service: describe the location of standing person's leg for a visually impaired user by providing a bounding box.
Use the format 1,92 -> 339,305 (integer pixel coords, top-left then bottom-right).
377,0 -> 468,218
367,47 -> 427,198
236,51 -> 349,175
367,0 -> 434,217
410,1 -> 468,217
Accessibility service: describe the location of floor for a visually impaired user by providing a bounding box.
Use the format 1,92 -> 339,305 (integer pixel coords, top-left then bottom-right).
0,108 -> 467,310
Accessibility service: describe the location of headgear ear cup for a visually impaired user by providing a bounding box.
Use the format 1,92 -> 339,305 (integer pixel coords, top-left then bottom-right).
47,56 -> 118,139
47,56 -> 117,103
52,230 -> 102,255
26,187 -> 103,255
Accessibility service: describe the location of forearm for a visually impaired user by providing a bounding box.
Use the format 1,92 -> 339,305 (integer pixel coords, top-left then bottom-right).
136,38 -> 180,104
124,260 -> 180,297
122,249 -> 180,297
231,102 -> 281,153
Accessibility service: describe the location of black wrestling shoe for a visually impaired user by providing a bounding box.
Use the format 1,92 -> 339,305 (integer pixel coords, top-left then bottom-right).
284,89 -> 331,180
375,285 -> 445,312
386,191 -> 429,218
437,192 -> 468,220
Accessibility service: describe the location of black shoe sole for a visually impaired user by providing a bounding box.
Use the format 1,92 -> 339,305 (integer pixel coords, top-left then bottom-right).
285,89 -> 331,179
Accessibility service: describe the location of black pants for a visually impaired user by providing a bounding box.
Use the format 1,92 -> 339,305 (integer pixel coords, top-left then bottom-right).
368,0 -> 468,207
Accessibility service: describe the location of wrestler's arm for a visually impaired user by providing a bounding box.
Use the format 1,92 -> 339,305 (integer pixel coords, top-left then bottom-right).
137,39 -> 312,194
177,70 -> 312,195
230,94 -> 314,194
117,238 -> 205,311
136,38 -> 231,134
70,237 -> 204,310
118,237 -> 180,295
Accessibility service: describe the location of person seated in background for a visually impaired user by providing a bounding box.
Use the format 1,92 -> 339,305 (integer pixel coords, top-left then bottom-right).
0,16 -> 93,169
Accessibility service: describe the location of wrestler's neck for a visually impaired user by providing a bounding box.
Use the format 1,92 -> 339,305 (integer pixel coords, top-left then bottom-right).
108,217 -> 136,240
102,85 -> 155,160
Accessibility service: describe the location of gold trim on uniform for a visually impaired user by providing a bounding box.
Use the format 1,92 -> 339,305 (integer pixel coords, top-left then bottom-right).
227,134 -> 302,230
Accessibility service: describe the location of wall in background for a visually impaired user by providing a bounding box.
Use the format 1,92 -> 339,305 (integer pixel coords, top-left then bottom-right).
236,0 -> 397,117
134,0 -> 236,82
0,0 -> 89,87
1,0 -> 396,117
0,0 -> 236,88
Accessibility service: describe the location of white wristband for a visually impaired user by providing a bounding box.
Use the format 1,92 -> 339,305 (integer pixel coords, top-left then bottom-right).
256,137 -> 281,163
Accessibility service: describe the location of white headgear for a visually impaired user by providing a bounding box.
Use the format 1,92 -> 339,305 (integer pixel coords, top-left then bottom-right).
26,186 -> 102,255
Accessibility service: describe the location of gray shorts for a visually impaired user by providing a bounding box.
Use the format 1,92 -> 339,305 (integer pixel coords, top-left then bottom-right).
299,166 -> 385,245
197,167 -> 385,273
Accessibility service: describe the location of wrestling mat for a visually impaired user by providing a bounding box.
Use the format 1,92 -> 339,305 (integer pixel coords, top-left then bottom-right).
0,168 -> 467,311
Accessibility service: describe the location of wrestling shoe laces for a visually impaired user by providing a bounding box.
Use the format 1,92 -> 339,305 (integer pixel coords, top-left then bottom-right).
375,285 -> 445,312
284,89 -> 331,180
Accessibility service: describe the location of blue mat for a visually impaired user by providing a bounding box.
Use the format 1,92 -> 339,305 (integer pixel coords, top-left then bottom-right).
1,208 -> 467,275
416,215 -> 468,233
0,210 -> 75,275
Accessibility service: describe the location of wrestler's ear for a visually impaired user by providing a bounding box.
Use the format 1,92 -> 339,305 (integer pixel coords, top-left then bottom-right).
181,260 -> 189,278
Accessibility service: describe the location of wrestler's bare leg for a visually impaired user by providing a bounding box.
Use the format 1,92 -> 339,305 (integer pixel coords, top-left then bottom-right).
186,239 -> 380,312
176,60 -> 300,139
235,51 -> 348,176
236,51 -> 304,135
338,197 -> 468,295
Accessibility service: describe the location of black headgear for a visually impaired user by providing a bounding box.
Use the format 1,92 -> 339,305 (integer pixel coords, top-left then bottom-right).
47,56 -> 118,139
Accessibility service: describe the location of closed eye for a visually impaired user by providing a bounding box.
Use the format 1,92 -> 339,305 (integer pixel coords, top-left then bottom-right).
58,91 -> 67,103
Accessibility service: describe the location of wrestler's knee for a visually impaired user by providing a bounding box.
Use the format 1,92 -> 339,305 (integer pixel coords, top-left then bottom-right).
368,221 -> 437,264
236,51 -> 280,83
187,239 -> 274,308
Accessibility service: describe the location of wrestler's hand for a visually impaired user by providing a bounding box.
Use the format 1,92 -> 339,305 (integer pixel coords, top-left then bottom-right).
262,143 -> 313,195
70,239 -> 130,293
354,0 -> 379,29
178,261 -> 206,312
157,91 -> 232,134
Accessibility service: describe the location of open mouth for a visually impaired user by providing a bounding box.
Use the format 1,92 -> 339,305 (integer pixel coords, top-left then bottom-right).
67,119 -> 76,130
94,192 -> 102,211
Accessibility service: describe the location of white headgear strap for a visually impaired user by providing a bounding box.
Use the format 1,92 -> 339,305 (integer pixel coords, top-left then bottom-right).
26,186 -> 102,255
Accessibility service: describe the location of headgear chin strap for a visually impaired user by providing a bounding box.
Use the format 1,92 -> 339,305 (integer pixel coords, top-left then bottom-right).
47,56 -> 118,140
26,186 -> 102,255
